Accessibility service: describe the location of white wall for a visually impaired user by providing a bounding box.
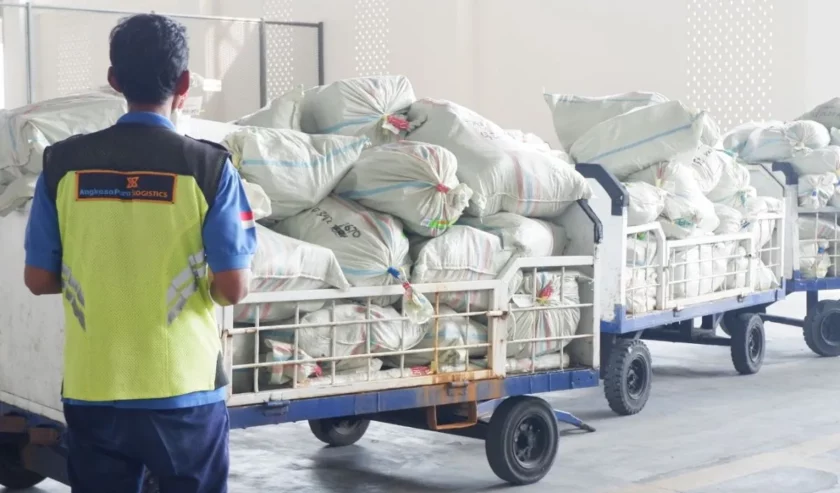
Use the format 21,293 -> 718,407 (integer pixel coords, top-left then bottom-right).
2,0 -> 836,137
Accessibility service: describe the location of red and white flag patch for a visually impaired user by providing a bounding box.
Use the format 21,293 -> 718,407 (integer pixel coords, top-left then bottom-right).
240,211 -> 256,230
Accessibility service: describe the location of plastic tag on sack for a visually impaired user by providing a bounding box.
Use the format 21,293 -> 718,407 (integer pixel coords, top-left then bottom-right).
388,267 -> 433,325
381,114 -> 411,135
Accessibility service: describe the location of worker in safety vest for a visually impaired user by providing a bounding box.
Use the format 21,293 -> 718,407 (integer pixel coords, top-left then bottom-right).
23,13 -> 256,493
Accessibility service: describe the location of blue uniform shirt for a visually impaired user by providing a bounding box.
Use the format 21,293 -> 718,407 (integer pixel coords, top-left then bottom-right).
24,112 -> 257,409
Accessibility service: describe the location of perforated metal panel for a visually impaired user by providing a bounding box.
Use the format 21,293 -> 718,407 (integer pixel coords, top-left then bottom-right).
354,0 -> 390,76
687,0 -> 774,130
52,13 -> 95,97
264,0 -> 295,99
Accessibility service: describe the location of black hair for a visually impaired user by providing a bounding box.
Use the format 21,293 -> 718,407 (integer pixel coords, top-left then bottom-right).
109,14 -> 189,105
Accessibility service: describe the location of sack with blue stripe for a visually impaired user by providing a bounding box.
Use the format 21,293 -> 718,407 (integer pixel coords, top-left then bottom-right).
224,127 -> 369,220
570,100 -> 706,180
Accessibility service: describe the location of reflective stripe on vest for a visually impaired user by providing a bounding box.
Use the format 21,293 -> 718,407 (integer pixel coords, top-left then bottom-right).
62,264 -> 86,330
166,250 -> 207,324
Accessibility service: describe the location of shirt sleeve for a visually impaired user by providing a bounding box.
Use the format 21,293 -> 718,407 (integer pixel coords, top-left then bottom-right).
24,173 -> 63,274
203,159 -> 257,273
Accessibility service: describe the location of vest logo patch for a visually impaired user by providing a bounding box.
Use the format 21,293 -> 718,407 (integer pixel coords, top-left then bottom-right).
76,171 -> 177,203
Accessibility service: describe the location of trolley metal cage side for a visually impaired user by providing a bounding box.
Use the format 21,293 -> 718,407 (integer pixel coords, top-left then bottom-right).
0,2 -> 325,110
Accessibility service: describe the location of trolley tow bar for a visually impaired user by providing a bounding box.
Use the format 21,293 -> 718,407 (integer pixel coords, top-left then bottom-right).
477,399 -> 596,433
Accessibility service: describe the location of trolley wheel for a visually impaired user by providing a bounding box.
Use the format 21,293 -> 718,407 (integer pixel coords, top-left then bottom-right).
803,300 -> 840,357
604,339 -> 652,416
485,396 -> 559,485
308,417 -> 371,447
0,444 -> 45,490
729,313 -> 765,375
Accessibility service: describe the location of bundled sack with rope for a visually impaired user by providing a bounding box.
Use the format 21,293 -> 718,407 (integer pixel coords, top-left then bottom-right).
291,304 -> 427,372
334,141 -> 472,237
458,213 -> 568,257
798,173 -> 837,209
300,75 -> 419,145
506,271 -> 583,359
0,91 -> 127,175
406,98 -> 591,217
224,127 -> 369,220
543,91 -> 669,150
395,306 -> 488,367
787,146 -> 840,175
412,225 -> 523,312
569,101 -> 706,180
277,196 -> 418,307
234,225 -> 350,324
737,120 -> 830,163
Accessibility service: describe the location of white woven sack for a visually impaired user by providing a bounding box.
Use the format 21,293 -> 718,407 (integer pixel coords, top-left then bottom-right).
277,196 -> 411,304
798,173 -> 837,209
224,127 -> 368,220
334,141 -> 472,237
505,129 -> 571,162
543,91 -> 669,150
659,193 -> 719,239
725,247 -> 779,291
625,267 -> 657,314
300,75 -> 417,144
412,225 -> 523,311
234,85 -> 304,130
706,159 -> 752,203
0,175 -> 37,217
799,98 -> 840,130
739,120 -> 830,163
689,144 -> 729,193
626,161 -> 692,194
714,203 -> 744,235
831,128 -> 840,146
625,182 -> 667,226
407,99 -> 592,217
458,213 -> 568,256
234,225 -> 350,323
800,241 -> 831,279
507,271 -> 582,359
295,304 -> 426,371
397,306 -> 488,367
799,216 -> 840,242
0,91 -> 127,174
700,113 -> 722,147
627,233 -> 658,267
721,120 -> 781,156
671,242 -> 732,299
569,101 -> 705,180
787,146 -> 840,175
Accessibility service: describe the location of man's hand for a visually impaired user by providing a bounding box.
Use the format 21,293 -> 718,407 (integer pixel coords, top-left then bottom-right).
24,265 -> 63,296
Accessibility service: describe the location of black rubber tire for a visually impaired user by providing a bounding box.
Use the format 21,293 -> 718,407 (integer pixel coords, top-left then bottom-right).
308,417 -> 371,447
729,313 -> 765,375
803,300 -> 840,357
604,339 -> 652,416
719,313 -> 733,337
485,396 -> 559,485
0,445 -> 45,490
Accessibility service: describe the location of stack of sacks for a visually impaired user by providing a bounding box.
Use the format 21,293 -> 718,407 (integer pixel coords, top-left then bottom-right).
457,213 -> 568,257
0,91 -> 127,216
721,100 -> 840,279
333,141 -> 472,237
406,98 -> 592,217
393,306 -> 488,367
546,90 -> 785,307
300,75 -> 418,145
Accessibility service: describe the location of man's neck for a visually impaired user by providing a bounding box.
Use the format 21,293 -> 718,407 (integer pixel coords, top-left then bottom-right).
126,103 -> 171,119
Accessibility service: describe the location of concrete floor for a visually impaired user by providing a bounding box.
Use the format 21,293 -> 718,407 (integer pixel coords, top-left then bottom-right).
10,292 -> 840,493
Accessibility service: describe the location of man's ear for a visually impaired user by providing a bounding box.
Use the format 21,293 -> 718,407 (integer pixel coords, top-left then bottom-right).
172,70 -> 191,110
107,67 -> 122,94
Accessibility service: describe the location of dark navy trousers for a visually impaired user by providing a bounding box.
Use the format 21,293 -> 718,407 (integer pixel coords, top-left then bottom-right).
63,401 -> 229,493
